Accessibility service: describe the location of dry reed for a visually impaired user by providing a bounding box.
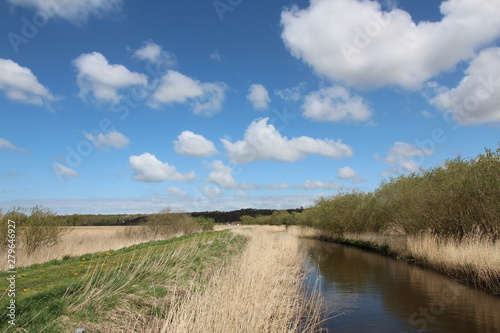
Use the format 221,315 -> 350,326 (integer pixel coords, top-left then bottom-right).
124,225 -> 324,333
0,226 -> 181,271
331,231 -> 500,293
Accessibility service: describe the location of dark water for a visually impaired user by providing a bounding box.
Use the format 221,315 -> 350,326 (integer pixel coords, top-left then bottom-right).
301,239 -> 500,333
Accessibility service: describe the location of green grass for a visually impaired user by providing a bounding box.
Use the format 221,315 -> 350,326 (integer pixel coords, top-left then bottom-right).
0,230 -> 247,332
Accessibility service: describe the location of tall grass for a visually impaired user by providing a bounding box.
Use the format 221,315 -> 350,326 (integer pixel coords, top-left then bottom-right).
321,231 -> 500,294
140,226 -> 324,333
0,207 -> 215,271
0,231 -> 246,332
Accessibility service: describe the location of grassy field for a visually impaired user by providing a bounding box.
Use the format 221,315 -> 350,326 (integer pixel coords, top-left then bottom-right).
1,226 -> 167,271
1,225 -> 323,332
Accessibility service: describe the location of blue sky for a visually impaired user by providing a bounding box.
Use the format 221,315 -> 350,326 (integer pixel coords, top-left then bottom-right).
0,0 -> 499,214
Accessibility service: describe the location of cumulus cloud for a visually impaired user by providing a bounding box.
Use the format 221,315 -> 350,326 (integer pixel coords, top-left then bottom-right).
199,186 -> 224,198
73,52 -> 147,104
303,86 -> 372,122
84,130 -> 130,150
8,0 -> 123,24
376,141 -> 434,174
133,41 -> 176,67
281,0 -> 500,90
205,160 -> 237,189
167,186 -> 189,197
275,83 -> 306,102
296,179 -> 342,190
129,153 -> 195,182
150,70 -> 227,115
431,47 -> 500,125
174,131 -> 218,157
52,163 -> 79,180
337,166 -> 365,183
247,84 -> 271,110
221,118 -> 353,164
0,59 -> 55,107
0,138 -> 28,154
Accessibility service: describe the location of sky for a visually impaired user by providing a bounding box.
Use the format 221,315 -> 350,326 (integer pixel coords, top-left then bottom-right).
0,0 -> 499,214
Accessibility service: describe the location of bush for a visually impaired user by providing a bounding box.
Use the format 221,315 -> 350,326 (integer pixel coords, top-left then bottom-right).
143,208 -> 210,239
297,146 -> 499,240
193,216 -> 215,232
1,206 -> 67,255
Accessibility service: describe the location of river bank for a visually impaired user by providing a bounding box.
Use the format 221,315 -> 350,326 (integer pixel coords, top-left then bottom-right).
314,231 -> 500,294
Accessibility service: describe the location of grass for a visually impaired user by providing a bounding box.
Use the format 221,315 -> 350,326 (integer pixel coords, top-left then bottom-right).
0,230 -> 247,332
0,225 -> 193,271
1,225 -> 324,332
133,225 -> 324,333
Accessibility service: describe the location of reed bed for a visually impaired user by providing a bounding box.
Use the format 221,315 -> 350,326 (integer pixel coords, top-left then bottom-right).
326,231 -> 500,294
149,226 -> 323,333
0,226 -> 177,271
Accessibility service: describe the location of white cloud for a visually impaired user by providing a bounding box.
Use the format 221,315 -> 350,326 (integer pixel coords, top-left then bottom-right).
275,83 -> 306,102
264,183 -> 292,190
209,49 -> 223,62
0,138 -> 28,154
73,52 -> 148,104
150,70 -> 227,115
421,110 -> 434,119
133,41 -> 176,67
129,153 -> 195,182
1,194 -> 321,215
191,83 -> 227,116
281,0 -> 500,90
0,59 -> 55,107
221,118 -> 353,164
337,166 -> 365,183
199,186 -> 224,198
247,84 -> 271,110
234,190 -> 249,198
302,86 -> 372,122
174,131 -> 218,157
431,47 -> 500,125
8,0 -> 123,24
52,163 -> 79,180
376,141 -> 434,174
167,186 -> 189,197
296,179 -> 342,190
84,130 -> 130,150
205,160 -> 237,189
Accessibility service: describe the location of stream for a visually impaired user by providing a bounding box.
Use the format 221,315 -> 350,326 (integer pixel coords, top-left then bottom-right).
302,239 -> 500,333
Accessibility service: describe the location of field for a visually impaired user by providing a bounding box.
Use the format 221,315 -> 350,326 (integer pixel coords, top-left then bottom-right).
0,225 -> 323,332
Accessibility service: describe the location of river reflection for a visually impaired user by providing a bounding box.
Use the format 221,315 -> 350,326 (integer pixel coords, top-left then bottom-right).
302,239 -> 500,333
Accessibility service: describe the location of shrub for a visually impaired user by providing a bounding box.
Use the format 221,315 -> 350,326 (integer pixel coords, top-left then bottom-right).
1,206 -> 66,255
194,216 -> 215,232
144,208 -> 204,239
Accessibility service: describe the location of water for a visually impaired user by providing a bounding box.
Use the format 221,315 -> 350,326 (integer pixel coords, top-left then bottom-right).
302,239 -> 500,333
